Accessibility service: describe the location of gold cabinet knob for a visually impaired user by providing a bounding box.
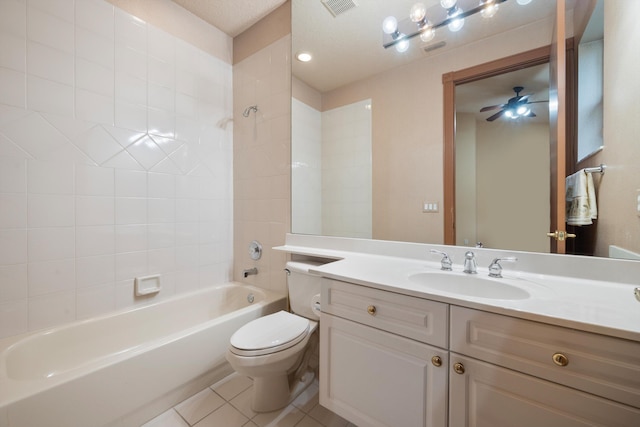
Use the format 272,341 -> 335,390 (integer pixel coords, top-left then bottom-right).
453,362 -> 465,374
367,305 -> 377,316
552,353 -> 569,367
431,356 -> 442,367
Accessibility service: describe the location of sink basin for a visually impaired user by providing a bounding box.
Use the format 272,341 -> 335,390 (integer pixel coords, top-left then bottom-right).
408,271 -> 530,300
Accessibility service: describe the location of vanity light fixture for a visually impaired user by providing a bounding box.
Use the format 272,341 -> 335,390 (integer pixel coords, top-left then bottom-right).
382,0 -> 530,51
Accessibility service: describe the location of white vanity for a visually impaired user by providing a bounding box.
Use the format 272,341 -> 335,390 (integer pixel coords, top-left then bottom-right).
276,234 -> 640,427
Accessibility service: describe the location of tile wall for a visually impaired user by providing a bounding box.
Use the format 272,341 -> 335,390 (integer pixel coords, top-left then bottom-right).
0,0 -> 233,339
233,36 -> 291,293
291,98 -> 322,236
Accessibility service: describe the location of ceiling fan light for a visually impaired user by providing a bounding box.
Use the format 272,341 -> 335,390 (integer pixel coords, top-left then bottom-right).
395,37 -> 410,53
382,16 -> 398,34
517,0 -> 533,4
480,1 -> 499,18
410,3 -> 427,23
441,0 -> 457,9
505,110 -> 514,118
420,26 -> 436,42
447,8 -> 465,32
516,105 -> 528,115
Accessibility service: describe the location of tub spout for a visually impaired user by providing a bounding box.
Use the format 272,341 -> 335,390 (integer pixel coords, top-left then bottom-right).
243,267 -> 258,278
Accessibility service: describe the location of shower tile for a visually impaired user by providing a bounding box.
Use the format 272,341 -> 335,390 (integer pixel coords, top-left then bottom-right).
0,299 -> 27,339
115,197 -> 147,225
27,6 -> 74,53
75,89 -> 114,126
175,388 -> 225,425
27,41 -> 74,86
28,258 -> 75,296
115,250 -> 147,282
0,67 -> 26,109
76,28 -> 114,69
0,193 -> 26,228
76,254 -> 115,288
0,264 -> 27,302
1,34 -> 26,72
76,283 -> 115,319
115,224 -> 147,253
76,225 -> 115,258
76,196 -> 114,226
27,227 -> 73,262
27,290 -> 75,331
75,0 -> 114,39
27,159 -> 73,195
115,169 -> 147,197
148,172 -> 175,198
75,164 -> 114,196
26,75 -> 73,117
27,194 -> 74,227
76,58 -> 114,97
0,157 -> 26,193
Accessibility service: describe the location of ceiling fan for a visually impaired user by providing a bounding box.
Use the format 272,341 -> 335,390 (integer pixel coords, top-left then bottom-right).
480,86 -> 547,122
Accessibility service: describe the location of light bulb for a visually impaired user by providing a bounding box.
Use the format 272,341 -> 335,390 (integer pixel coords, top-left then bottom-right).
440,0 -> 457,9
517,0 -> 532,4
420,27 -> 435,42
505,110 -> 514,118
395,37 -> 410,53
382,16 -> 398,35
447,8 -> 465,32
516,105 -> 528,115
410,3 -> 427,23
480,1 -> 499,18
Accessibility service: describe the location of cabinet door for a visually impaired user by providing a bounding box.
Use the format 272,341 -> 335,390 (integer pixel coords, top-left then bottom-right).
449,354 -> 640,427
320,314 -> 448,427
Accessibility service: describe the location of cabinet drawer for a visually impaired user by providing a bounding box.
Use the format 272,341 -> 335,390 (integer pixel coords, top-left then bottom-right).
321,278 -> 448,348
450,306 -> 640,408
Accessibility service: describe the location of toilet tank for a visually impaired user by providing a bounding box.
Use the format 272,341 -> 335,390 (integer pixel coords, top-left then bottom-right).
286,261 -> 324,321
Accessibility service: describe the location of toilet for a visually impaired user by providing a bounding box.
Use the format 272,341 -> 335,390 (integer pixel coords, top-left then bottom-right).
226,261 -> 323,412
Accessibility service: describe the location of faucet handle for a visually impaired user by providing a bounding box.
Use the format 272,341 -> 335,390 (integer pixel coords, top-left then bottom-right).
488,257 -> 518,278
430,249 -> 452,271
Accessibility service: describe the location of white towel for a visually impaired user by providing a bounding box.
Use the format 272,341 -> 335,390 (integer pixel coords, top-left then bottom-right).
565,170 -> 598,226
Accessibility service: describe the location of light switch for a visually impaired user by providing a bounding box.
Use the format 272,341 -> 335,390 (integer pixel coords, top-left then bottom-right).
423,202 -> 439,213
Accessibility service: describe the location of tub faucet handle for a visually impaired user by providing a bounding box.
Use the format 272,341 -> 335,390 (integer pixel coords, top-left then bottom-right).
488,257 -> 518,278
430,249 -> 452,271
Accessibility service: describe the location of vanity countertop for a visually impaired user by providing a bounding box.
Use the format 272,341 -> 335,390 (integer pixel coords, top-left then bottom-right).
275,243 -> 640,343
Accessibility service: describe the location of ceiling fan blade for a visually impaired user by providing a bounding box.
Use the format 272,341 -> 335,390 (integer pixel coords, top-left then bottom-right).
486,110 -> 505,122
528,100 -> 549,104
519,94 -> 532,102
525,111 -> 537,117
480,104 -> 504,112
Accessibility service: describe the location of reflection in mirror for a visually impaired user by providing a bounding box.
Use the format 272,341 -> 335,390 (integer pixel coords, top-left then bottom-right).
291,0 -> 640,261
455,63 -> 550,252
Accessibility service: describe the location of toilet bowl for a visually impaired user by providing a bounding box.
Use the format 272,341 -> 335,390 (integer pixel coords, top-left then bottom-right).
226,261 -> 323,412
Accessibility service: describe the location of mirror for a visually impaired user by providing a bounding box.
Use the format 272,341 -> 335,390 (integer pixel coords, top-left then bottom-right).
291,0 -> 640,260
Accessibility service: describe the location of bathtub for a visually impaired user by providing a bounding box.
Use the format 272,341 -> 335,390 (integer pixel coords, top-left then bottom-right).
0,283 -> 286,427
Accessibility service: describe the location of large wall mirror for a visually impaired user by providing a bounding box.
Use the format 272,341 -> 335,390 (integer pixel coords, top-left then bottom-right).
291,0 -> 640,261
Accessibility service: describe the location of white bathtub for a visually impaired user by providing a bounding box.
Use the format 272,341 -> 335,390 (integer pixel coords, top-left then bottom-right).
0,283 -> 286,427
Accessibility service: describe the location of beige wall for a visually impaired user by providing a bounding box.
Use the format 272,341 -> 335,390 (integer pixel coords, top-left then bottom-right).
293,77 -> 322,111
322,18 -> 555,244
585,1 -> 640,257
233,1 -> 291,64
455,113 -> 477,247
105,0 -> 232,63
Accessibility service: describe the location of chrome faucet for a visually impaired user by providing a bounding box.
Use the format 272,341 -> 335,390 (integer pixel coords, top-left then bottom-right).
430,249 -> 452,271
463,251 -> 477,274
488,257 -> 518,278
243,267 -> 258,278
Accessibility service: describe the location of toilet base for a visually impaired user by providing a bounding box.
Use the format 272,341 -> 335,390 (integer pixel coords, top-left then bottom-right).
251,367 -> 316,412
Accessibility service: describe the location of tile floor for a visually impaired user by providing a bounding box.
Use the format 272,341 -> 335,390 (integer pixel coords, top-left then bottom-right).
141,373 -> 358,427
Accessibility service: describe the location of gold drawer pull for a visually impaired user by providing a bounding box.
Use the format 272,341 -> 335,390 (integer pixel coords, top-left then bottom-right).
552,353 -> 569,367
453,362 -> 465,375
367,305 -> 377,316
431,356 -> 442,367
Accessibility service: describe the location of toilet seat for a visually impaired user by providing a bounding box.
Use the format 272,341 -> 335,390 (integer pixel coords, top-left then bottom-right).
229,311 -> 310,357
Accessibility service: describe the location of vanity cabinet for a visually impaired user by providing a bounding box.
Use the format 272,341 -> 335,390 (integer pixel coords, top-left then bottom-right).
319,279 -> 640,427
319,279 -> 449,427
449,306 -> 640,426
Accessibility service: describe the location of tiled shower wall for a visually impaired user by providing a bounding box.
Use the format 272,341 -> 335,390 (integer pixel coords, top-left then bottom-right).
0,0 -> 233,339
233,36 -> 291,293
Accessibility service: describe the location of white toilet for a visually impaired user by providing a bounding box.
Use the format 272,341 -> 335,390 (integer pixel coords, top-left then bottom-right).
226,261 -> 323,412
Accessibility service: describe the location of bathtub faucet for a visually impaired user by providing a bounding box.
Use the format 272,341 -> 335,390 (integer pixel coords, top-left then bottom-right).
243,267 -> 258,278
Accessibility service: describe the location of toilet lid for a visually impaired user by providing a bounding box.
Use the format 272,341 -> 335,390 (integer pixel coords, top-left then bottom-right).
230,311 -> 310,352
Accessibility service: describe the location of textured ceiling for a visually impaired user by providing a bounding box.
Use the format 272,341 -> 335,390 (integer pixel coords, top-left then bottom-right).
171,0 -> 287,37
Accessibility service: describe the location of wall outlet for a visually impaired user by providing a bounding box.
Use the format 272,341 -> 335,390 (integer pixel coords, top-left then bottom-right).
423,202 -> 439,213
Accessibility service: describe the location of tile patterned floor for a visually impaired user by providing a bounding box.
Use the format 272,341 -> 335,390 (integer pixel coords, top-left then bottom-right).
141,373 -> 358,427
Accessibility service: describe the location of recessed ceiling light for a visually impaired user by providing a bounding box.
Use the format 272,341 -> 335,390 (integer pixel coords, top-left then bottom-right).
296,52 -> 312,62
